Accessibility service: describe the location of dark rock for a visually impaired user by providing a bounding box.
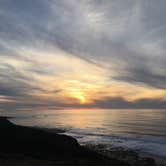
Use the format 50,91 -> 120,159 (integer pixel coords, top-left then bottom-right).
136,157 -> 156,166
85,144 -> 158,166
0,117 -> 79,159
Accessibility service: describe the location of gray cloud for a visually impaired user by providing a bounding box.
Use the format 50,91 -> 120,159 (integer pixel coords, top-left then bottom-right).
0,63 -> 60,98
113,65 -> 166,89
92,97 -> 166,109
1,96 -> 165,111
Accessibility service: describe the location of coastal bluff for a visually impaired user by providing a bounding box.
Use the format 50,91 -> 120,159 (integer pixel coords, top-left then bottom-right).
0,117 -> 157,166
0,117 -> 79,157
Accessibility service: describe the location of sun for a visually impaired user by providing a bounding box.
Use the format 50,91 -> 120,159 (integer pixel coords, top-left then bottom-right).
77,95 -> 86,104
72,92 -> 86,104
68,89 -> 87,104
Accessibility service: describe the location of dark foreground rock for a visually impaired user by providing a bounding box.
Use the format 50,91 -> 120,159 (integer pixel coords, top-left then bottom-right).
0,117 -> 79,158
0,117 -> 158,166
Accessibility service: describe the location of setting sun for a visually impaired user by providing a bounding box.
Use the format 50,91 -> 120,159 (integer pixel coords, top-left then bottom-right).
68,89 -> 86,104
72,92 -> 86,104
77,95 -> 86,104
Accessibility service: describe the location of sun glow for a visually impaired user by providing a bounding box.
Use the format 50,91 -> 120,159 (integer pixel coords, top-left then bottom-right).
76,94 -> 86,104
73,92 -> 86,103
68,89 -> 86,104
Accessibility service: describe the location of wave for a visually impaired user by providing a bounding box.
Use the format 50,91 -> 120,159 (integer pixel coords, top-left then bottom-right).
65,128 -> 166,158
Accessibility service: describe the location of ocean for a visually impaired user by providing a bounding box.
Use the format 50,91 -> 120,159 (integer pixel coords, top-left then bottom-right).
1,109 -> 166,158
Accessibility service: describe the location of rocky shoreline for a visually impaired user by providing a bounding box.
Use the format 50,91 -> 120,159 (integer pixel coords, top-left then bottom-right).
0,117 -> 161,166
85,144 -> 165,166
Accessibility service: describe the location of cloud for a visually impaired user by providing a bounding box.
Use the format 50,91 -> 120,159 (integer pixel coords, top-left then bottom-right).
92,97 -> 166,109
113,65 -> 166,89
0,0 -> 166,110
0,63 -> 61,99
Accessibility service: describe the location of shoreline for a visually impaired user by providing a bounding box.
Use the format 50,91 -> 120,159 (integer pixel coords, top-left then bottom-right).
0,116 -> 162,166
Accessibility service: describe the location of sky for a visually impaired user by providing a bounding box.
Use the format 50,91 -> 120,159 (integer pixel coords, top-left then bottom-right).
0,0 -> 166,111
